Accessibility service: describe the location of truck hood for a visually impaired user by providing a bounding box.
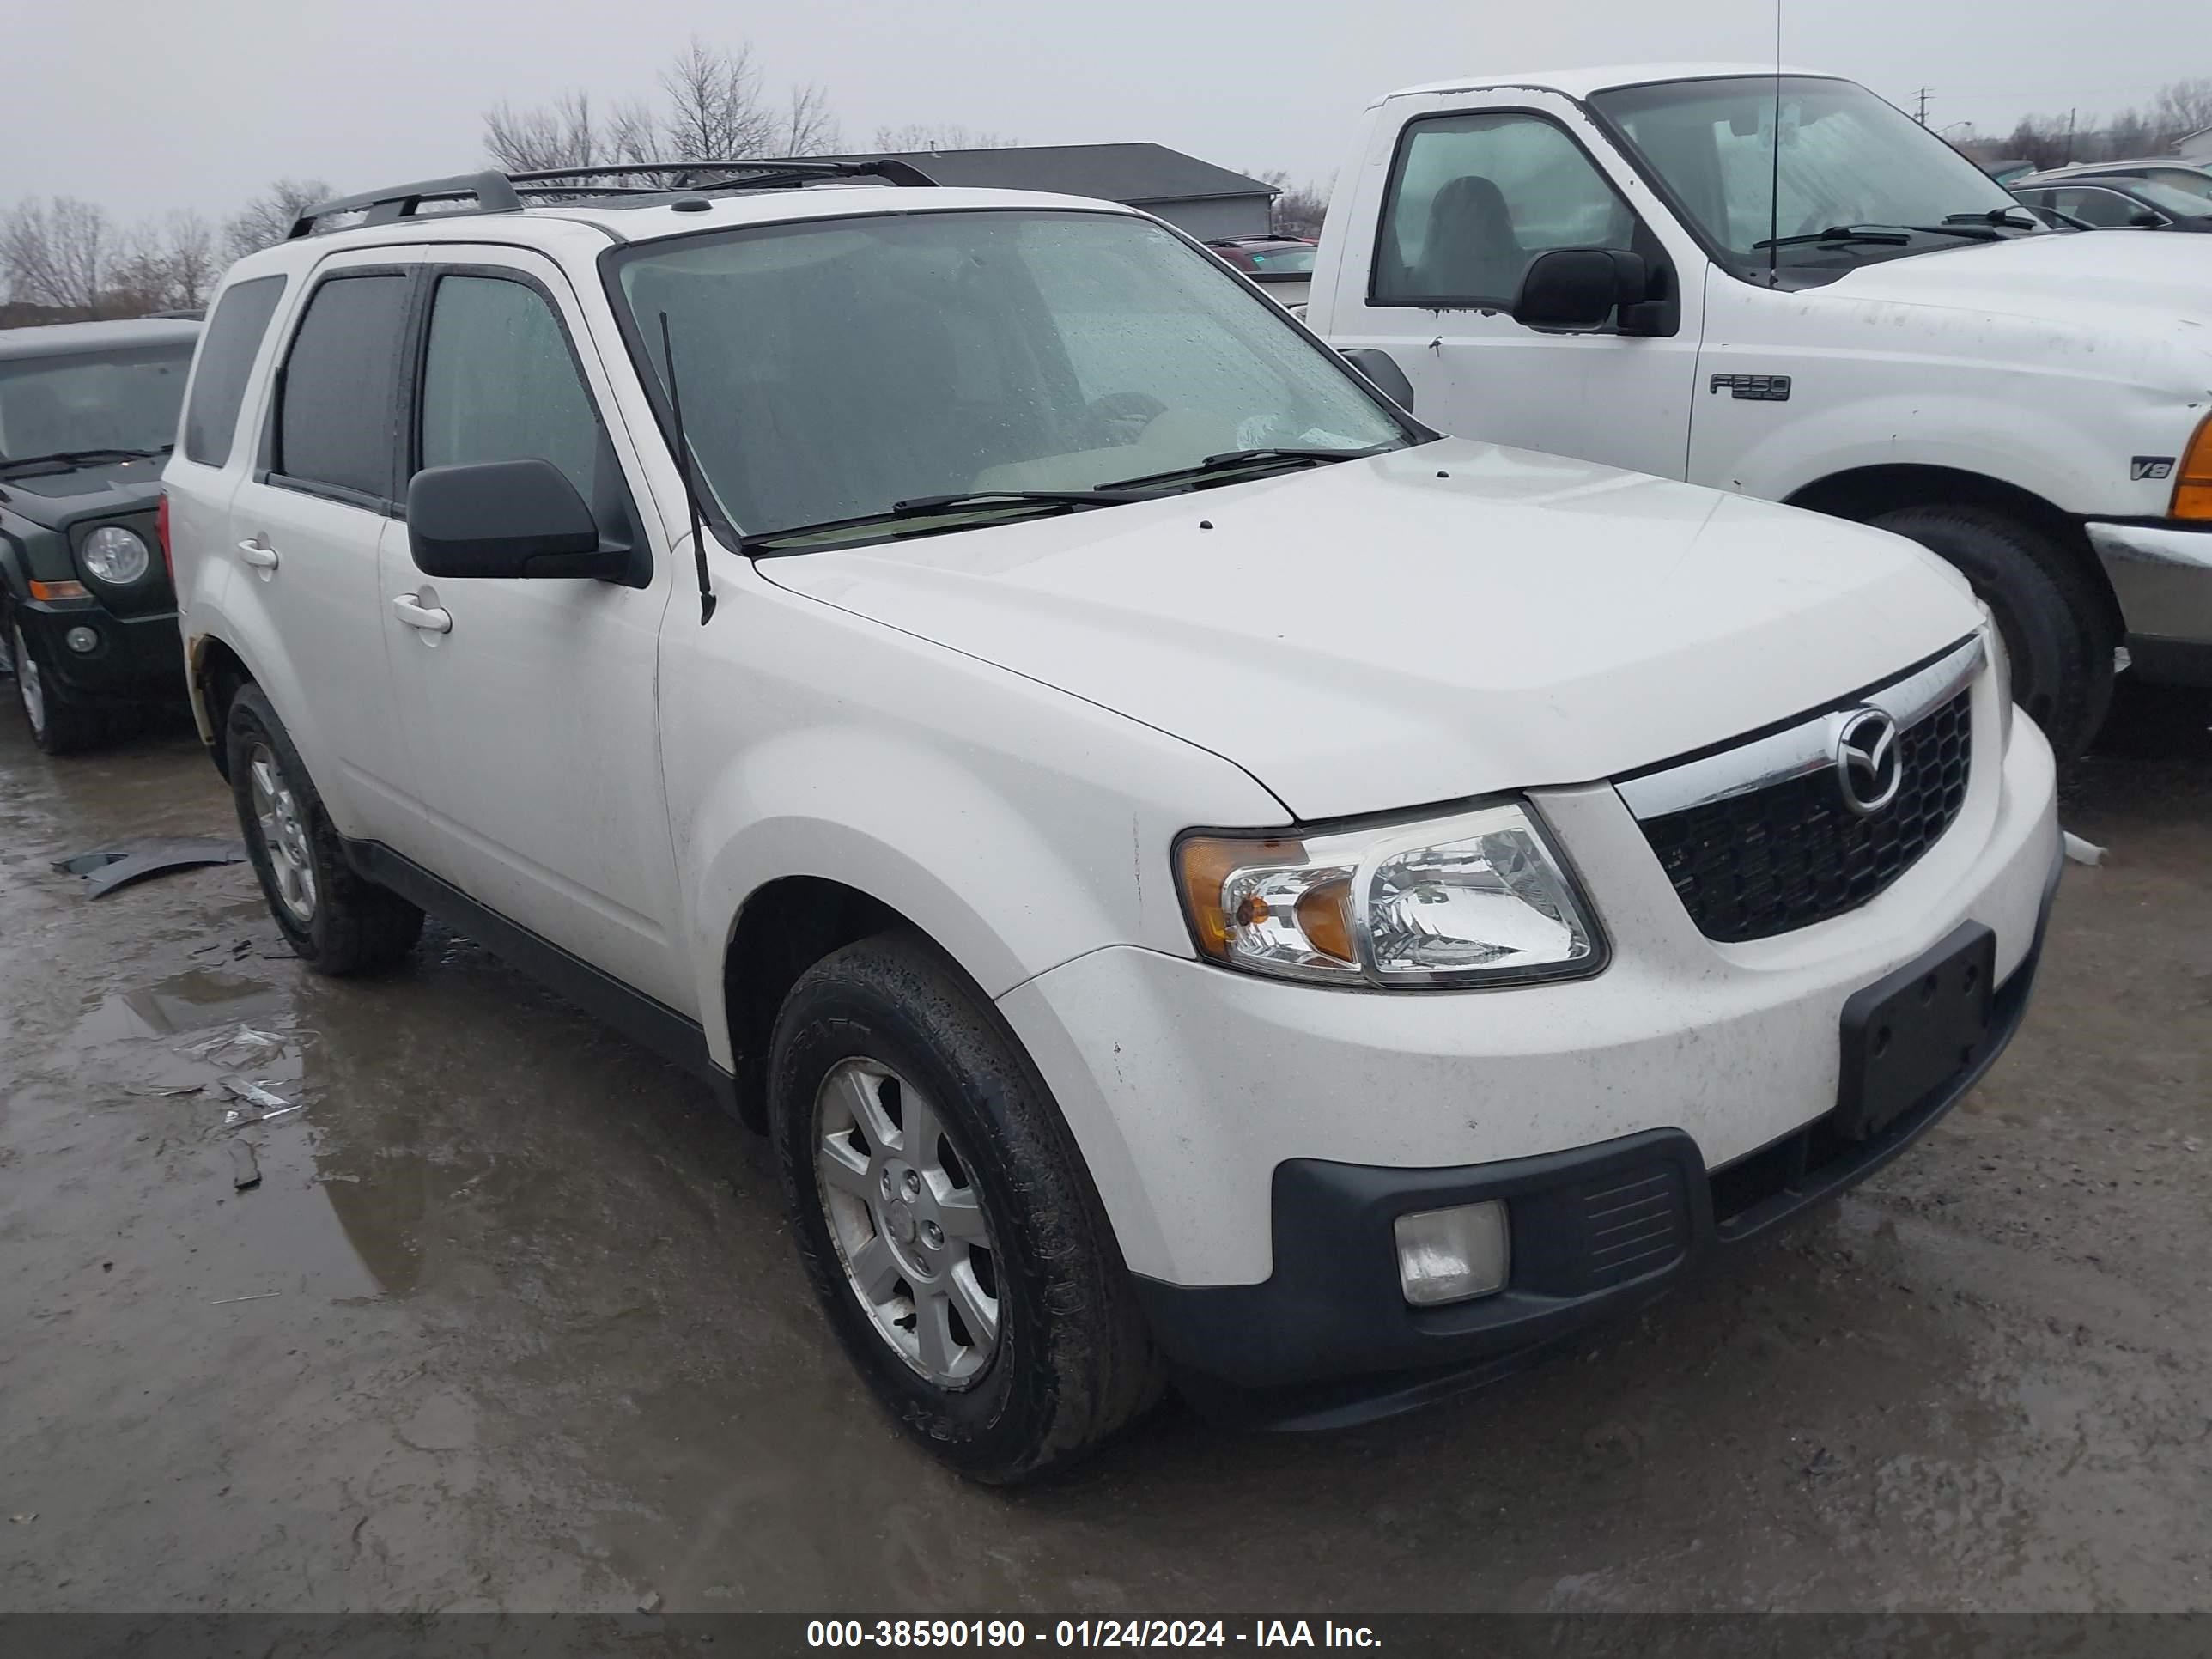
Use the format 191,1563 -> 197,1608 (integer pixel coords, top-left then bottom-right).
758,440 -> 1983,821
1828,233 -> 2212,370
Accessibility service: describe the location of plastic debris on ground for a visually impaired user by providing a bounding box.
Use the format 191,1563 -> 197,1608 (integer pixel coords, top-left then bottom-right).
228,1141 -> 261,1190
2063,831 -> 2107,866
51,838 -> 247,899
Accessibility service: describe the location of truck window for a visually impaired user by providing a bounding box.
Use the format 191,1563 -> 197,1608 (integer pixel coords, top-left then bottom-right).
1372,112 -> 1634,307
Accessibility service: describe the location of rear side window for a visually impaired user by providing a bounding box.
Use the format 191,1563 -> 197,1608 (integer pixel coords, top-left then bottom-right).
274,272 -> 410,502
182,276 -> 285,466
418,275 -> 602,502
1373,112 -> 1636,307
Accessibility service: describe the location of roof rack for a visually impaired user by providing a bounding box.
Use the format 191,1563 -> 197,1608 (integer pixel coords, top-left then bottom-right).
286,157 -> 937,240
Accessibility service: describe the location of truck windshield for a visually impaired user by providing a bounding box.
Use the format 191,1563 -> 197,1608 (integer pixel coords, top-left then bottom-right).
1589,76 -> 2043,280
0,347 -> 192,465
611,209 -> 1412,546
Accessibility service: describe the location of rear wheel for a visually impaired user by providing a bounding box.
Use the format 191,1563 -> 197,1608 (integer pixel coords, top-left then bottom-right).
1869,504 -> 2112,758
769,931 -> 1162,1483
224,684 -> 424,975
6,603 -> 106,755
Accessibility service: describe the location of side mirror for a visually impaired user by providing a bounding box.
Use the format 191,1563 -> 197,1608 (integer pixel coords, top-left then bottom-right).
2130,209 -> 2164,228
1510,249 -> 1651,332
1338,347 -> 1414,411
407,459 -> 621,580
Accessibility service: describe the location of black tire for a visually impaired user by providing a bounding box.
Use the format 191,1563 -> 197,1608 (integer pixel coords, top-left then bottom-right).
1869,504 -> 2113,759
769,931 -> 1163,1483
6,600 -> 108,755
224,683 -> 424,975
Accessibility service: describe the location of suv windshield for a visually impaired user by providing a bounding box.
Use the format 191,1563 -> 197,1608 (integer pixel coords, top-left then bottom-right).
1590,76 -> 2042,283
0,346 -> 192,465
611,210 -> 1411,545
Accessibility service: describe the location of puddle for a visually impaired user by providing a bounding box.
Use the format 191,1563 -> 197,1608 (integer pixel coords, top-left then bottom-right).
74,969 -> 293,1045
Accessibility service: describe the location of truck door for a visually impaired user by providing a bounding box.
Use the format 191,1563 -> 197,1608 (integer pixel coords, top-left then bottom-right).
1322,91 -> 1706,480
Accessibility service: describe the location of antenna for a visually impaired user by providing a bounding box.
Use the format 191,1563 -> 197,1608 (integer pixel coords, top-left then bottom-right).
659,311 -> 717,626
1766,0 -> 1784,288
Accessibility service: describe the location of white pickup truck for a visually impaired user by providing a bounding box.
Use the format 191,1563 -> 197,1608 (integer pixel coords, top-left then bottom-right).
1304,64 -> 2212,757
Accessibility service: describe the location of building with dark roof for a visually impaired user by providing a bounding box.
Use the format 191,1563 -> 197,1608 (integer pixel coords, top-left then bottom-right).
833,143 -> 1279,240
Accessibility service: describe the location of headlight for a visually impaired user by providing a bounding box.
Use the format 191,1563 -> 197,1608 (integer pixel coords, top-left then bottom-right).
81,525 -> 151,585
1176,801 -> 1604,988
1978,603 -> 2013,749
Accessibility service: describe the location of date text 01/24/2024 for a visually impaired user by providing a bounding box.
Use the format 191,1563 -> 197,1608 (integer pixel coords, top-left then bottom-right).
805,1620 -> 1381,1649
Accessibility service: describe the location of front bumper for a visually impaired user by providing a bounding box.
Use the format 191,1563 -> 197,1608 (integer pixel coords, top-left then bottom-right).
11,595 -> 186,705
1132,846 -> 2059,1426
2086,520 -> 2212,684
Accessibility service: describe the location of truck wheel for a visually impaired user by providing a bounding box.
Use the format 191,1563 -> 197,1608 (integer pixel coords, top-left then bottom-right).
769,931 -> 1163,1483
7,605 -> 106,755
1870,504 -> 2113,759
224,684 -> 424,975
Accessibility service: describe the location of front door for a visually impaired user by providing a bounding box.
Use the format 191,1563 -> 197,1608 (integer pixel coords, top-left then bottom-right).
380,247 -> 689,1012
1328,94 -> 1705,480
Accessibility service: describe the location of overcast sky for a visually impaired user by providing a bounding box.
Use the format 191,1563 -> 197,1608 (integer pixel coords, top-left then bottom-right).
14,0 -> 2202,228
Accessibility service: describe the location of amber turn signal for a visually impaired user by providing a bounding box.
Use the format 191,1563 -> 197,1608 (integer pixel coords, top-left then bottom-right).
2175,414 -> 2212,522
1176,835 -> 1303,961
27,580 -> 91,601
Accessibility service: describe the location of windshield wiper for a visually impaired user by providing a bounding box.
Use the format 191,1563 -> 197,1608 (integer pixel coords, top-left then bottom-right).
1945,209 -> 2038,231
0,444 -> 169,475
1751,225 -> 1914,250
740,487 -> 1155,553
1096,445 -> 1389,492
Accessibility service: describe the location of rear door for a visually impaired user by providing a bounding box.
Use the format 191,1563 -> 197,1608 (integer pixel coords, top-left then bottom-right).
380,246 -> 688,1012
222,248 -> 430,852
1327,92 -> 1706,479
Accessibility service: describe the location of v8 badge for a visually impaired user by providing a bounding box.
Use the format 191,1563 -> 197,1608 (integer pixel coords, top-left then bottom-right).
2131,456 -> 2175,481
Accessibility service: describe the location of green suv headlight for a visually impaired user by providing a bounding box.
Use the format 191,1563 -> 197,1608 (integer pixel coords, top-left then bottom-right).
81,525 -> 152,586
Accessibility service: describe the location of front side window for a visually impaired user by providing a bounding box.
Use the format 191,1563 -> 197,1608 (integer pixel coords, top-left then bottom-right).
1592,76 -> 2044,284
2045,186 -> 2155,228
0,346 -> 191,465
419,275 -> 603,503
184,276 -> 285,466
275,272 -> 410,501
1373,112 -> 1636,307
613,210 -> 1410,543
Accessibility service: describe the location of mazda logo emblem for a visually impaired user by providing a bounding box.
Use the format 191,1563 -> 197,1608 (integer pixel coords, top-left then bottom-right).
1833,708 -> 1902,816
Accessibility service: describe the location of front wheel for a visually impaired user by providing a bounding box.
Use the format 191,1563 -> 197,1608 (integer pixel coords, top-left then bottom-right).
769,932 -> 1163,1483
1869,504 -> 2113,759
224,684 -> 424,975
6,604 -> 106,755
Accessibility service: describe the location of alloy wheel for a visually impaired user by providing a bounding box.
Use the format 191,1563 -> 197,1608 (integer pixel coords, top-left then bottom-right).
814,1057 -> 1001,1388
247,742 -> 318,925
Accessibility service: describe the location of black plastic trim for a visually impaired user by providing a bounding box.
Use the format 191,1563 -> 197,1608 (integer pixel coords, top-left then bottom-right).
1138,829 -> 2063,1429
2126,634 -> 2212,687
340,837 -> 741,1119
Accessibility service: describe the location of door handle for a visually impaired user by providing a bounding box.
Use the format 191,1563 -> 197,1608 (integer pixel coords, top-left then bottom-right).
392,593 -> 453,634
237,538 -> 280,570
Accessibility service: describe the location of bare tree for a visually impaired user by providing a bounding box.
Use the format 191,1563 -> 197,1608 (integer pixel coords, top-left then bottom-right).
659,36 -> 775,161
225,179 -> 333,261
1255,170 -> 1328,238
2154,78 -> 2212,143
780,83 -> 841,156
872,123 -> 1018,153
2,197 -> 112,314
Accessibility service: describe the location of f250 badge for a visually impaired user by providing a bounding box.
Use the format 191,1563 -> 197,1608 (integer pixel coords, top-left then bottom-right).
2132,456 -> 2175,481
1710,374 -> 1792,402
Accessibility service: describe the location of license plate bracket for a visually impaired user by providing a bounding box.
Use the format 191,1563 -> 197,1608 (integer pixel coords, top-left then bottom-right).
1836,922 -> 1997,1141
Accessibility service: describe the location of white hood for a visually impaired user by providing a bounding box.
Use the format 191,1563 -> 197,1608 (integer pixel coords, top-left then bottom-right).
760,441 -> 1983,821
1826,233 -> 2212,380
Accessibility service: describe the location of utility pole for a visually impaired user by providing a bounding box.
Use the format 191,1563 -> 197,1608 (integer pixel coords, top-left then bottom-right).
1914,87 -> 1930,125
2065,106 -> 2076,161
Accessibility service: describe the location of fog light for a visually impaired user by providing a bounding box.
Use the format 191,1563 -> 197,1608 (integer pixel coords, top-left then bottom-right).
64,626 -> 99,654
1395,1200 -> 1510,1306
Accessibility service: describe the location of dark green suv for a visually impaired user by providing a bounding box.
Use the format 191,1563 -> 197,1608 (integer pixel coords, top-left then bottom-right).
0,317 -> 198,752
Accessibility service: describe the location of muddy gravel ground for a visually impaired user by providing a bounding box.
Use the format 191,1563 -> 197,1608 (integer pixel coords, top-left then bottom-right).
2,685 -> 2207,1617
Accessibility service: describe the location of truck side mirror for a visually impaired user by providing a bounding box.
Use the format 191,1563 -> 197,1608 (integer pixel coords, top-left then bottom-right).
407,458 -> 625,581
1510,249 -> 1651,332
1338,347 -> 1415,412
2129,209 -> 2164,228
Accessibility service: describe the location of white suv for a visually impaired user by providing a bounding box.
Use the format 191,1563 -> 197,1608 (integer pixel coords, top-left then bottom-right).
164,159 -> 2062,1481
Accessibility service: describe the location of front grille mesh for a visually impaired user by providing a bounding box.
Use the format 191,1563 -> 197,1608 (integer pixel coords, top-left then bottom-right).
1638,690 -> 1973,944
